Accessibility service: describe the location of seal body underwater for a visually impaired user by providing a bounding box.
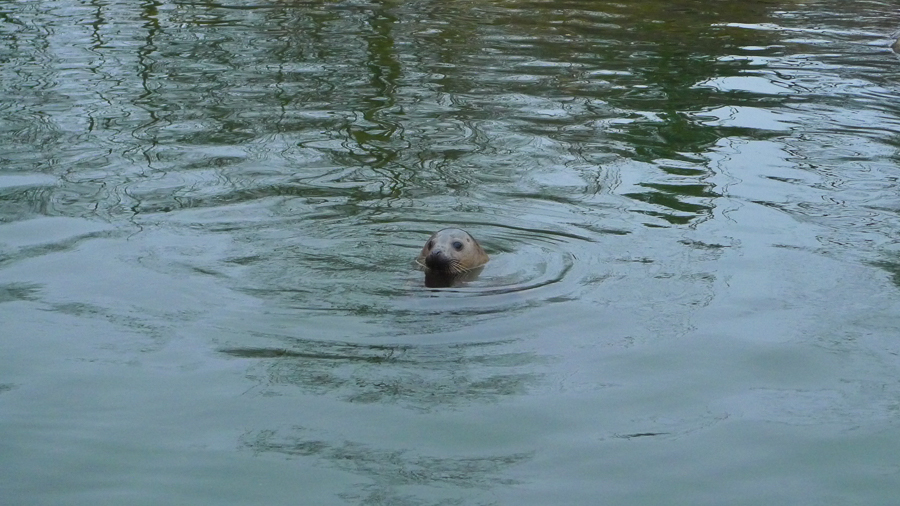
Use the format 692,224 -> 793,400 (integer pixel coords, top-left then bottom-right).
416,228 -> 489,287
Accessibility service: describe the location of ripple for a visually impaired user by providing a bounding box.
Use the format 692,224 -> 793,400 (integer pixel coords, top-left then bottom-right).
0,217 -> 119,266
412,226 -> 579,297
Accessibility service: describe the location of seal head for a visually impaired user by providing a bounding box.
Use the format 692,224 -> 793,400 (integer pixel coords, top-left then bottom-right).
416,228 -> 489,286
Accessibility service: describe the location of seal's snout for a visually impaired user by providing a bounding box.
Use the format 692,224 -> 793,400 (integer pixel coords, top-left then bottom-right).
424,250 -> 451,272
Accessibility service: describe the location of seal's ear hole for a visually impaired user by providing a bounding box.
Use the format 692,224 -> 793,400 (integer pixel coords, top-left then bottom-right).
452,241 -> 464,251
427,240 -> 434,250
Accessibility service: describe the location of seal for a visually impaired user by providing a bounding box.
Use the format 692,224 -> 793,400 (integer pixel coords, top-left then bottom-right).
416,228 -> 489,287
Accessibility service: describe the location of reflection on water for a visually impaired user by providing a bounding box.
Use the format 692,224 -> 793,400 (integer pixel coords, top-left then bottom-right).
221,338 -> 542,409
2,0 -> 797,226
242,427 -> 532,504
3,0 -> 900,504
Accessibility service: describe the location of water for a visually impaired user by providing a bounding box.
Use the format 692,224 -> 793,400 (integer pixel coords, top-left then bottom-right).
2,0 -> 900,504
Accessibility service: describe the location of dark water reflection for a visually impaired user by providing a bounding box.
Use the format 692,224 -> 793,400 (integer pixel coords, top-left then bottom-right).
242,427 -> 532,504
3,0 -> 900,504
222,337 -> 541,408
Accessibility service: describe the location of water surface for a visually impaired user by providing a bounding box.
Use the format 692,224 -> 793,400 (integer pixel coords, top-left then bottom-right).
2,0 -> 900,504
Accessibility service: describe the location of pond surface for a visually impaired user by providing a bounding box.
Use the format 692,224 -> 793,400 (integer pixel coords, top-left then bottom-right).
3,0 -> 900,504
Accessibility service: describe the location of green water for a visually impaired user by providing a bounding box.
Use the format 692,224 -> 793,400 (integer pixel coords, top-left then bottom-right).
2,0 -> 900,504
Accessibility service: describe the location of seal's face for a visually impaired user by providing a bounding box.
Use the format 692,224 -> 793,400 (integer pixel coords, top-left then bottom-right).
416,228 -> 489,275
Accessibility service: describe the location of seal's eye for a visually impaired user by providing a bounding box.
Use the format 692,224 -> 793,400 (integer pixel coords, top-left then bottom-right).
452,241 -> 463,251
426,240 -> 434,250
